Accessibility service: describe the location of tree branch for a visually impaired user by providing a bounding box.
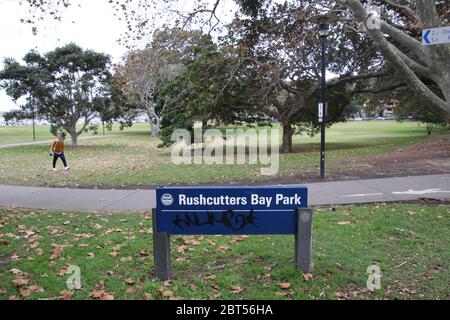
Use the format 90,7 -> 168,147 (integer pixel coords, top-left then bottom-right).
351,82 -> 406,95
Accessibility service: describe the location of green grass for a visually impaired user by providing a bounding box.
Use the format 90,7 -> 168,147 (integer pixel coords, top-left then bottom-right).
0,123 -> 125,145
0,203 -> 448,300
0,121 -> 447,188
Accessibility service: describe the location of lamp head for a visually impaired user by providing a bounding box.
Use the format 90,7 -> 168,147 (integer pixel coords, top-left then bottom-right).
318,23 -> 329,37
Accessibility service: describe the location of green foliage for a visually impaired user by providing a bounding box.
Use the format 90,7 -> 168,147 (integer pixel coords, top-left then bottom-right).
157,36 -> 255,147
0,43 -> 115,143
49,124 -> 67,138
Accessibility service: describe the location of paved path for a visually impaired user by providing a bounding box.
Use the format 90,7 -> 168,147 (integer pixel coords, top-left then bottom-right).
0,135 -> 109,149
0,174 -> 449,212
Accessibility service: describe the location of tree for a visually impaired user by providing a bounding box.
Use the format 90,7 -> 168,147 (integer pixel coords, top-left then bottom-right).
17,0 -> 450,151
157,34 -> 258,147
119,28 -> 219,137
219,1 -> 388,152
0,43 -> 112,145
337,0 -> 450,122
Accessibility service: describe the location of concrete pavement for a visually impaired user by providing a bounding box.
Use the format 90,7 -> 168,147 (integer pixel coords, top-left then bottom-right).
0,174 -> 449,212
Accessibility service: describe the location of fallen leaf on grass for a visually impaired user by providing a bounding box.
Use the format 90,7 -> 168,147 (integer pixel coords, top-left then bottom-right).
0,239 -> 10,245
176,245 -> 188,254
256,274 -> 271,280
87,252 -> 95,259
203,275 -> 216,281
230,235 -> 249,243
46,226 -> 61,235
188,284 -> 197,292
28,285 -> 44,293
0,286 -> 6,294
143,293 -> 152,300
162,290 -> 173,297
89,290 -> 114,300
20,285 -> 44,297
49,246 -> 64,260
29,241 -> 39,249
337,221 -> 351,225
163,280 -> 172,287
301,273 -> 314,281
423,273 -> 433,280
230,285 -> 244,294
217,245 -> 229,253
126,287 -> 141,294
94,280 -> 106,290
125,278 -> 135,285
9,268 -> 25,276
332,291 -> 347,299
59,290 -> 73,300
137,249 -> 149,257
57,264 -> 70,277
109,251 -> 119,257
279,282 -> 291,289
11,278 -> 29,287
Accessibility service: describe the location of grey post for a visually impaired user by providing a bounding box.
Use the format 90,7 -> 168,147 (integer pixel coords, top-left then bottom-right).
152,209 -> 171,280
295,208 -> 313,273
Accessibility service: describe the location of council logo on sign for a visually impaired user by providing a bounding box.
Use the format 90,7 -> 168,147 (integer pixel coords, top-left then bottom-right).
161,193 -> 174,206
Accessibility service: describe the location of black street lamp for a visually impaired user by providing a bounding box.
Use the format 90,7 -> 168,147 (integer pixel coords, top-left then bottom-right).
309,13 -> 340,179
318,22 -> 328,179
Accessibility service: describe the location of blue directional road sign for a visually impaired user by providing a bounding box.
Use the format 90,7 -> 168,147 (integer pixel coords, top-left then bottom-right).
155,186 -> 308,234
422,27 -> 450,46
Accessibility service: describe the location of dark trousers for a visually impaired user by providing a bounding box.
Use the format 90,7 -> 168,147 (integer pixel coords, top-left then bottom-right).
53,152 -> 67,168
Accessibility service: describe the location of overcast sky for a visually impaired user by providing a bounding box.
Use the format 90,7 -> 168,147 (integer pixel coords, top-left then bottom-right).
0,0 -> 242,113
0,0 -> 131,111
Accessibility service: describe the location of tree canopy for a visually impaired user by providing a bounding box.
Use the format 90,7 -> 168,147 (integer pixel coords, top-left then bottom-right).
0,43 -> 113,144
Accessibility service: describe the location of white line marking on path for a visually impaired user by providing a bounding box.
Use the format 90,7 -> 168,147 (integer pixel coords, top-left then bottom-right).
340,193 -> 383,198
392,188 -> 450,195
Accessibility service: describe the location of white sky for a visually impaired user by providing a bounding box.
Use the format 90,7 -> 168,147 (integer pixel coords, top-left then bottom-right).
0,0 -> 238,112
0,0 -> 132,111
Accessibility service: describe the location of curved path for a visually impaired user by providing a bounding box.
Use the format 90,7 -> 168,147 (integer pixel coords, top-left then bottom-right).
0,174 -> 449,212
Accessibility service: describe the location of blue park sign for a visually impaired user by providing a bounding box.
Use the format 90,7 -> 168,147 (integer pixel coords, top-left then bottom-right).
155,186 -> 308,235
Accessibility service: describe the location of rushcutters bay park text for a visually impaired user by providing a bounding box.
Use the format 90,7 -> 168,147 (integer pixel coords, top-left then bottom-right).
170,124 -> 280,175
173,193 -> 303,207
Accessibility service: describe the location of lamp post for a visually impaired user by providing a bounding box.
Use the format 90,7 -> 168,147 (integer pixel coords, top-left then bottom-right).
318,22 -> 328,179
309,13 -> 339,179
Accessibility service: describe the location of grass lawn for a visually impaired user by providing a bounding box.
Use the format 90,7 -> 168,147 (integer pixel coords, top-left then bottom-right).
0,203 -> 448,300
0,121 -> 447,188
0,124 -> 116,145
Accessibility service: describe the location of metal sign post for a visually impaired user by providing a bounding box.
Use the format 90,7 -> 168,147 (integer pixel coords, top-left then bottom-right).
152,186 -> 312,280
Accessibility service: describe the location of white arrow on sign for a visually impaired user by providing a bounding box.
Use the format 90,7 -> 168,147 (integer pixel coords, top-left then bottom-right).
392,188 -> 450,195
422,26 -> 450,46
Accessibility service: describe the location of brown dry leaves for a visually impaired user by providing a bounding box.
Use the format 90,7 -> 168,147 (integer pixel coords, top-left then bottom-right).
89,290 -> 115,300
230,285 -> 244,294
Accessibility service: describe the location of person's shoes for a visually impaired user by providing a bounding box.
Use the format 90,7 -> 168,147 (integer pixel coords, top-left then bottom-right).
64,167 -> 70,171
52,168 -> 57,172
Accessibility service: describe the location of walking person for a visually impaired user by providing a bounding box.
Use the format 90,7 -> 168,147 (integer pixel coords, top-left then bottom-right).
50,133 -> 70,172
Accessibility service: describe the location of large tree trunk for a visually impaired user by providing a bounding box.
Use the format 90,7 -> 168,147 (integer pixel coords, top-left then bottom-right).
281,122 -> 293,153
66,124 -> 79,145
146,109 -> 160,138
148,116 -> 160,138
